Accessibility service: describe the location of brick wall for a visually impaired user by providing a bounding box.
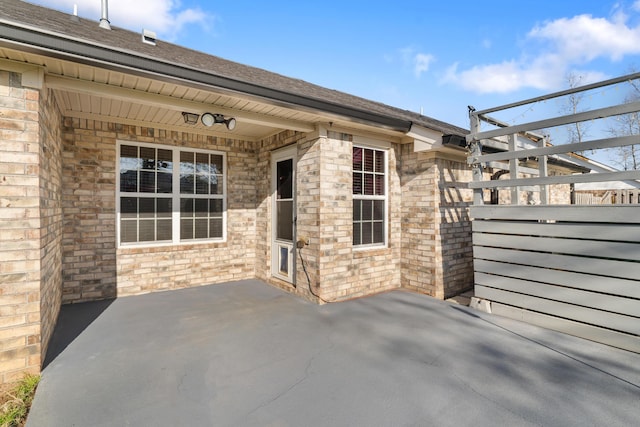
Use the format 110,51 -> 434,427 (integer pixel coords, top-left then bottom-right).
434,157 -> 474,298
61,120 -> 258,300
400,146 -> 474,299
254,130 -> 309,293
293,133 -> 321,298
0,71 -> 53,383
315,132 -> 402,302
254,129 -> 402,302
61,118 -> 118,302
400,145 -> 439,296
38,88 -> 63,366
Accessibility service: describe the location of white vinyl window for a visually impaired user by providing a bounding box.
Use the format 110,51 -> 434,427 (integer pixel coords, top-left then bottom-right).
352,146 -> 387,247
117,142 -> 226,247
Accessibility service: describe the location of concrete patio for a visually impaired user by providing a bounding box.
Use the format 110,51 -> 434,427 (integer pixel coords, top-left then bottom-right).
27,279 -> 640,426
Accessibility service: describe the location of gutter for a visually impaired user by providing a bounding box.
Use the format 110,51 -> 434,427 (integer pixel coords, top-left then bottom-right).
0,20 -> 412,133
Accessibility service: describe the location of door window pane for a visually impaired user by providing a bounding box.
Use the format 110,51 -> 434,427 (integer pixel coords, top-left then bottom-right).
277,159 -> 293,200
277,200 -> 293,241
279,246 -> 289,275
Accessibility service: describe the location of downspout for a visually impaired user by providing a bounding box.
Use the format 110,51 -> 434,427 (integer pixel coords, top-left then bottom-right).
99,0 -> 111,30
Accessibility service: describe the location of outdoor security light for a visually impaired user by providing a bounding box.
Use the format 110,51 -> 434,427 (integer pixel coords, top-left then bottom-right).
201,113 -> 237,130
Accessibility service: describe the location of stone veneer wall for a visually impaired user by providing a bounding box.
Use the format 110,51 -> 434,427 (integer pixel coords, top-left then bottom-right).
61,119 -> 257,301
400,145 -> 474,299
0,72 -> 63,383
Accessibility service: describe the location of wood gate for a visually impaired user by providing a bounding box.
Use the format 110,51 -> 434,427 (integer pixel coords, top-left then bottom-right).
467,72 -> 640,353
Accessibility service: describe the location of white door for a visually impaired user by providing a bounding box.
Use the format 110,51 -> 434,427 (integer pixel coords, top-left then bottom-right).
271,147 -> 296,283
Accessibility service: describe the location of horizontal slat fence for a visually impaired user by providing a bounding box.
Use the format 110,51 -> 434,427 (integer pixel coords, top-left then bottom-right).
471,205 -> 640,353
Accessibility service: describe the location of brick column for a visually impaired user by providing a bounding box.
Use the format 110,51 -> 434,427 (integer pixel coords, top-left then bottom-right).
0,71 -> 43,383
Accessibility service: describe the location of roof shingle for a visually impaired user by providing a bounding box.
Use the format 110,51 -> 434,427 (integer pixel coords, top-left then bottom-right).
0,0 -> 468,136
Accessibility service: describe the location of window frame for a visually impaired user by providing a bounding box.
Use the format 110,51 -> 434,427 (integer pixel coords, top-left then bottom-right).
116,141 -> 227,248
352,144 -> 388,249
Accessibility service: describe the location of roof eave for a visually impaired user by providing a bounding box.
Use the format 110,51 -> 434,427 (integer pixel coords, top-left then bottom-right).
0,20 -> 412,133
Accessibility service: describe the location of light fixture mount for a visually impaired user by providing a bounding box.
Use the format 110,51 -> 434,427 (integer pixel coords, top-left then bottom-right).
181,111 -> 200,124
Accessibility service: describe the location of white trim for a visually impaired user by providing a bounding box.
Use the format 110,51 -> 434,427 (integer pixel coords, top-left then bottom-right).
116,140 -> 227,248
47,75 -> 315,133
352,134 -> 392,149
352,144 -> 389,250
271,145 -> 297,284
404,124 -> 443,152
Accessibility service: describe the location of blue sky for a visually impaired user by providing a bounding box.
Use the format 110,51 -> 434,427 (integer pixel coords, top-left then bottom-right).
27,0 -> 640,134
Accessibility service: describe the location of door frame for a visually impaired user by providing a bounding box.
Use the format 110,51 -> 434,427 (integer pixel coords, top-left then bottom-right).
271,146 -> 297,284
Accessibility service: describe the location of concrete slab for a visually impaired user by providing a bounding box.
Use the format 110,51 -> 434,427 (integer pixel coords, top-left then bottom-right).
28,279 -> 640,426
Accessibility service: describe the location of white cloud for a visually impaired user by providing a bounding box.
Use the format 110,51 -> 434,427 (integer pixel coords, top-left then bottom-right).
443,8 -> 640,94
30,0 -> 212,40
399,47 -> 435,78
414,53 -> 435,78
528,14 -> 640,62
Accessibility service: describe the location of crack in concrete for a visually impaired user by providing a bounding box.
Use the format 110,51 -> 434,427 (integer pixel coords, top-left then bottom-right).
450,371 -> 543,427
247,336 -> 335,416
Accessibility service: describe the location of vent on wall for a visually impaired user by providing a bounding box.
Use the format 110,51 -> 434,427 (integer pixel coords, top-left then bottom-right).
142,29 -> 157,46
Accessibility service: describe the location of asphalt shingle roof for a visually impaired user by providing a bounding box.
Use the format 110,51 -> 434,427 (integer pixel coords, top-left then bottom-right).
0,0 -> 468,136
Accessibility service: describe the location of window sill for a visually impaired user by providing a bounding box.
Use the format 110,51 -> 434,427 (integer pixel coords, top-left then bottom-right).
353,245 -> 390,258
118,239 -> 227,254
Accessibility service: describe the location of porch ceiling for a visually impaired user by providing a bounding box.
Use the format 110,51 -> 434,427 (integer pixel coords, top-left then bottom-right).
48,80 -> 316,141
1,46 -> 411,142
0,48 -> 326,141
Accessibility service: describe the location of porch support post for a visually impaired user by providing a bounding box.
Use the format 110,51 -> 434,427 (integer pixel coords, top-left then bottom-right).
508,133 -> 520,205
469,112 -> 484,206
539,135 -> 549,205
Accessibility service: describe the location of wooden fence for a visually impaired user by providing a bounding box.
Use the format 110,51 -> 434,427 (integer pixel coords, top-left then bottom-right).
575,189 -> 638,205
614,189 -> 640,204
467,72 -> 640,352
